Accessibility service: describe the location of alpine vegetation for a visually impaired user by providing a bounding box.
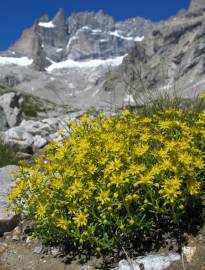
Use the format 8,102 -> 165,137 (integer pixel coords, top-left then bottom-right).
8,97 -> 205,252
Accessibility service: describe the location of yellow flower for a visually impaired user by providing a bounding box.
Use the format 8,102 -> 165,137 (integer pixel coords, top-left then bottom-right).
110,172 -> 128,187
36,203 -> 47,218
160,177 -> 182,203
81,114 -> 89,125
135,172 -> 154,186
97,190 -> 110,205
73,211 -> 89,227
134,144 -> 149,156
158,120 -> 172,129
187,179 -> 201,195
128,164 -> 146,176
56,217 -> 68,230
178,152 -> 193,166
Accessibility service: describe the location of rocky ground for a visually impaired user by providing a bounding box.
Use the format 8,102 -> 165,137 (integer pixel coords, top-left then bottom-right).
0,226 -> 205,270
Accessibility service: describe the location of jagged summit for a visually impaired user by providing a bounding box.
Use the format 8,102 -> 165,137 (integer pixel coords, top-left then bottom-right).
52,8 -> 66,26
9,9 -> 154,70
2,0 -> 205,110
189,0 -> 205,11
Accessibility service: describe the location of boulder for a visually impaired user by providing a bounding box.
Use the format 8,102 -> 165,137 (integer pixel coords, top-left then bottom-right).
0,165 -> 20,235
3,127 -> 34,153
2,117 -> 61,153
0,92 -> 22,128
113,254 -> 180,270
0,106 -> 8,131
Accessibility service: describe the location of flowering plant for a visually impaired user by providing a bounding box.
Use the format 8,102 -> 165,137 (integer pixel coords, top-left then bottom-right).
9,109 -> 205,251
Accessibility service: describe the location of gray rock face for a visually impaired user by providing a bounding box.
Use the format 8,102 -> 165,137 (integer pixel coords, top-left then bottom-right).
0,92 -> 22,128
2,1 -> 205,111
108,7 -> 205,103
9,9 -> 155,69
0,165 -> 20,234
0,106 -> 8,131
189,0 -> 205,11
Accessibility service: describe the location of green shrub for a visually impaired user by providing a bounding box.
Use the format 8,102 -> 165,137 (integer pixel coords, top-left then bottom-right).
9,108 -> 205,252
0,139 -> 19,167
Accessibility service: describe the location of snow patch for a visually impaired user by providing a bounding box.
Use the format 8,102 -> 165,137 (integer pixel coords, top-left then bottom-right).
0,56 -> 33,66
82,26 -> 90,31
100,39 -> 109,43
109,31 -> 144,42
109,31 -> 134,41
56,48 -> 63,53
46,57 -> 56,64
67,36 -> 78,49
92,29 -> 102,34
135,36 -> 144,42
46,55 -> 127,72
38,21 -> 56,28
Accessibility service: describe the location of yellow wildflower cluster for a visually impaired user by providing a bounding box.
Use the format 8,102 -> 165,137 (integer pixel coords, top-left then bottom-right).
8,108 -> 205,250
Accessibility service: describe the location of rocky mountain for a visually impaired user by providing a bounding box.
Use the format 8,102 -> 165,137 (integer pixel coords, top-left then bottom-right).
9,9 -> 154,69
0,0 -> 205,112
189,0 -> 205,11
105,0 -> 205,104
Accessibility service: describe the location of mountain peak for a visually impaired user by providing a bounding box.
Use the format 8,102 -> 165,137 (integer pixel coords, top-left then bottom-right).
39,14 -> 49,23
52,8 -> 66,26
189,0 -> 205,11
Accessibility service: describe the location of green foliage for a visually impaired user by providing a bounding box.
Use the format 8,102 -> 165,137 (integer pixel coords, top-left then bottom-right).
9,107 -> 205,252
20,95 -> 47,118
0,139 -> 19,167
140,94 -> 205,116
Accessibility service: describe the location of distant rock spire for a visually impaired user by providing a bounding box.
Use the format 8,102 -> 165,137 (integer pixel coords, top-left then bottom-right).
39,14 -> 49,23
52,8 -> 66,26
189,0 -> 205,11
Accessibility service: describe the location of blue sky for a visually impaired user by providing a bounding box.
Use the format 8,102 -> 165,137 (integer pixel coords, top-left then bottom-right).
1,0 -> 190,50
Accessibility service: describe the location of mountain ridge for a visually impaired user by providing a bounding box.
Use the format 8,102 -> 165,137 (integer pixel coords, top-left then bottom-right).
0,0 -> 205,110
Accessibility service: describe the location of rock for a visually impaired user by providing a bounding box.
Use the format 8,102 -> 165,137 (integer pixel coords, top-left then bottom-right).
3,127 -> 34,153
16,152 -> 32,160
33,135 -> 47,148
0,242 -> 8,255
0,92 -> 22,128
0,106 -> 8,131
0,214 -> 21,236
189,0 -> 205,11
0,165 -> 20,235
52,8 -> 66,26
80,265 -> 94,270
0,74 -> 20,87
33,243 -> 43,254
2,115 -> 72,153
113,254 -> 180,270
31,35 -> 50,71
12,226 -> 21,241
182,246 -> 197,263
110,7 -> 205,103
50,245 -> 65,257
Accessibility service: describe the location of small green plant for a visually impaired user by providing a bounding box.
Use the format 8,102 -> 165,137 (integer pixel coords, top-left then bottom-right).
8,104 -> 205,252
0,139 -> 19,167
